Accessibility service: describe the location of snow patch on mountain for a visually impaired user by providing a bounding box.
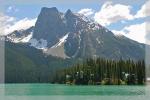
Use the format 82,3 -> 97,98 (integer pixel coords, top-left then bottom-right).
96,37 -> 104,46
20,32 -> 33,43
29,38 -> 47,50
45,33 -> 70,59
60,13 -> 67,24
76,13 -> 103,31
75,13 -> 92,23
96,37 -> 101,44
6,32 -> 33,43
6,36 -> 20,43
105,29 -> 109,33
51,33 -> 69,48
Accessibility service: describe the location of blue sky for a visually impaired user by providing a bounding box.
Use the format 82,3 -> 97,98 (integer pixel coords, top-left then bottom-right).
0,0 -> 150,44
3,0 -> 145,18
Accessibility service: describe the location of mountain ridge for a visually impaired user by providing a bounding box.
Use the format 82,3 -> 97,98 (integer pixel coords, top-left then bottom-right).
5,7 -> 145,60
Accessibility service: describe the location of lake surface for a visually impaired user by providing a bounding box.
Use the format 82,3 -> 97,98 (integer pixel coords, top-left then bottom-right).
3,84 -> 146,96
0,84 -> 150,100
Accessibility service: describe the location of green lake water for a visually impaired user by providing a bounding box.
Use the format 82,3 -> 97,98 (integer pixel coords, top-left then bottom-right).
0,84 -> 150,100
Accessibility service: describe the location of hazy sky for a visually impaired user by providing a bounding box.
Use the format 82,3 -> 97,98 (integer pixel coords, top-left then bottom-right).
0,0 -> 150,44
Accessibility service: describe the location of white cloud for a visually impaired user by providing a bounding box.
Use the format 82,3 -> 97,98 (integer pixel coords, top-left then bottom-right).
4,18 -> 37,35
135,0 -> 150,18
112,30 -> 125,36
0,13 -> 36,36
123,23 -> 146,43
112,22 -> 149,44
94,1 -> 134,26
0,13 -> 15,35
78,8 -> 94,16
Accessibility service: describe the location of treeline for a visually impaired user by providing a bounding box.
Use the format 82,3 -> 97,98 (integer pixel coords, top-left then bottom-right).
5,42 -> 77,83
52,58 -> 145,85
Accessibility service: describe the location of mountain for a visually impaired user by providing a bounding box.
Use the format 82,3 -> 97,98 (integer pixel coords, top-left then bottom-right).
5,7 -> 145,60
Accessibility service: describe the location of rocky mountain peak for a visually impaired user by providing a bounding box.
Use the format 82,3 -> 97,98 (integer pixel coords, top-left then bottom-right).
65,9 -> 74,17
33,7 -> 67,47
41,7 -> 59,14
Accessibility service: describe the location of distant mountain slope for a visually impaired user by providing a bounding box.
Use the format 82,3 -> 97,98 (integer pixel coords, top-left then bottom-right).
5,42 -> 76,83
5,7 -> 145,60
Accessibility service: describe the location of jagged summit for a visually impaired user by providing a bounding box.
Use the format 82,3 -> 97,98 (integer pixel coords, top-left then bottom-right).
33,7 -> 67,47
65,9 -> 73,17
